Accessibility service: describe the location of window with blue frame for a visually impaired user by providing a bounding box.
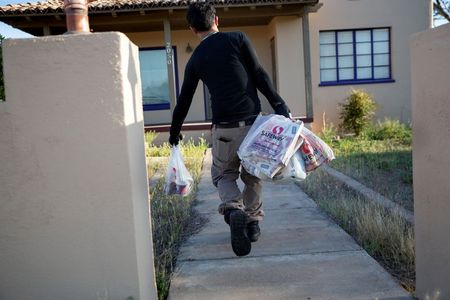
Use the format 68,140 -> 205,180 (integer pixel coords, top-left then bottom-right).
319,28 -> 394,86
139,47 -> 178,110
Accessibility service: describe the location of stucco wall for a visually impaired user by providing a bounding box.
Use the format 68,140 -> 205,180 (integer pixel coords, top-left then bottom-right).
270,16 -> 306,117
127,0 -> 431,130
309,0 -> 432,130
411,23 -> 450,300
0,32 -> 157,299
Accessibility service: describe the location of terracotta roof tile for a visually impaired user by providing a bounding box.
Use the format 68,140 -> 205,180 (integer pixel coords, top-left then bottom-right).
0,0 -> 316,15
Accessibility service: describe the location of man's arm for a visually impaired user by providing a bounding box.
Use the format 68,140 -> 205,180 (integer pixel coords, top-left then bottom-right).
239,32 -> 291,117
169,60 -> 199,144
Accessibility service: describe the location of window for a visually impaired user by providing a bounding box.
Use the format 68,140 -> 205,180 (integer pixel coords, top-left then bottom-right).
139,47 -> 178,110
319,28 -> 394,86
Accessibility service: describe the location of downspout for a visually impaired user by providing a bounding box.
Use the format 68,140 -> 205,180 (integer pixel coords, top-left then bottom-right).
64,0 -> 91,33
164,19 -> 177,116
302,7 -> 313,122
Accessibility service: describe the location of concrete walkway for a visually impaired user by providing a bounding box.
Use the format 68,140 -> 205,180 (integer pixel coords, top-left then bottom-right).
168,150 -> 412,300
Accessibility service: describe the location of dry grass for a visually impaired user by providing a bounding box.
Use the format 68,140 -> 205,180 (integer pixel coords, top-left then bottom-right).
298,169 -> 415,292
146,133 -> 208,300
320,120 -> 413,211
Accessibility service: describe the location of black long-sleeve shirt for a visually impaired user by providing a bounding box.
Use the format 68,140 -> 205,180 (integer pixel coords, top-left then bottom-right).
170,31 -> 290,138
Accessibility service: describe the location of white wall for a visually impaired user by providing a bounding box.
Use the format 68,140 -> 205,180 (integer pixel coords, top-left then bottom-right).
270,16 -> 306,118
128,0 -> 432,130
0,32 -> 157,300
309,0 -> 432,129
412,23 -> 450,300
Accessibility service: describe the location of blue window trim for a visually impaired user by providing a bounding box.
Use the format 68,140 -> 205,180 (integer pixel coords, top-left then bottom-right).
143,103 -> 170,110
319,79 -> 395,87
319,27 -> 393,87
140,46 -> 180,111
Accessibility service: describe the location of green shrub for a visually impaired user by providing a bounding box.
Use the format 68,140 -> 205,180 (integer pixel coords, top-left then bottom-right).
339,89 -> 377,136
366,118 -> 412,142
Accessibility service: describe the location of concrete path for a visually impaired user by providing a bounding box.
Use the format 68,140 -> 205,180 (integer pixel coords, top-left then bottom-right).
168,150 -> 412,300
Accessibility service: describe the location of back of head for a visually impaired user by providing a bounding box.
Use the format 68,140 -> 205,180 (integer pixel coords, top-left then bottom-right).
187,2 -> 216,32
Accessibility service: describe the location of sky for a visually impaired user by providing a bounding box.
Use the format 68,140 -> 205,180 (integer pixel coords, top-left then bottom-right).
0,0 -> 34,38
0,0 -> 449,38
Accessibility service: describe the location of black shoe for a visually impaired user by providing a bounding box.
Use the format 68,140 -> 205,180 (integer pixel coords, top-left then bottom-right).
247,221 -> 261,242
229,210 -> 251,256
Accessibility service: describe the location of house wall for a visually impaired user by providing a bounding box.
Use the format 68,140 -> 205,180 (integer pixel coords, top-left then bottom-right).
128,0 -> 431,131
269,16 -> 306,118
309,0 -> 432,130
411,23 -> 450,300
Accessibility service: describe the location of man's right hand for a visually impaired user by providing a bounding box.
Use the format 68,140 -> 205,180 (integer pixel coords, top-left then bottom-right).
274,104 -> 291,118
169,133 -> 183,146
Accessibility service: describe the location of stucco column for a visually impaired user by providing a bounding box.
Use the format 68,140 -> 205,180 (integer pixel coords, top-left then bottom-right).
411,24 -> 450,300
302,8 -> 313,120
0,32 -> 157,300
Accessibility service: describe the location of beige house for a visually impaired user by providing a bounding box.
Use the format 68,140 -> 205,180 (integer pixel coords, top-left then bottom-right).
0,0 -> 432,133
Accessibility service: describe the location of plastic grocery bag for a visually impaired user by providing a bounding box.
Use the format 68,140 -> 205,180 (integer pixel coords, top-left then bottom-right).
273,151 -> 308,182
238,114 -> 304,179
164,146 -> 194,197
299,127 -> 335,172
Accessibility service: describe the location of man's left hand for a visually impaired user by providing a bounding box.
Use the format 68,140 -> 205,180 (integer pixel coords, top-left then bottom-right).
169,133 -> 183,146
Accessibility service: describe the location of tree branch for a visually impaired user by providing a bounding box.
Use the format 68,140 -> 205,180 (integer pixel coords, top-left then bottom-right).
434,0 -> 450,22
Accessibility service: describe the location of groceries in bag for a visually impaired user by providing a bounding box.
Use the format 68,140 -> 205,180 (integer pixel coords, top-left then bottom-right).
238,113 -> 335,181
273,151 -> 308,182
299,127 -> 335,172
164,146 -> 194,197
237,114 -> 304,179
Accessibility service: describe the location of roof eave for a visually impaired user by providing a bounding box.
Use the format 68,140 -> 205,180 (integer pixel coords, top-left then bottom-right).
0,0 -> 319,17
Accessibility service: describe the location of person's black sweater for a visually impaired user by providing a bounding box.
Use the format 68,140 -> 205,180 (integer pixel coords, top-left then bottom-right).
170,31 -> 290,138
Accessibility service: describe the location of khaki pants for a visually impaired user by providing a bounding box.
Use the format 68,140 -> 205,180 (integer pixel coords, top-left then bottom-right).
211,124 -> 264,222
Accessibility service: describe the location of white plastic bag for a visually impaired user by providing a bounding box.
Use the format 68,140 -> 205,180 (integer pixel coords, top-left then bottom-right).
238,114 -> 304,179
299,127 -> 335,172
273,151 -> 308,182
164,146 -> 194,197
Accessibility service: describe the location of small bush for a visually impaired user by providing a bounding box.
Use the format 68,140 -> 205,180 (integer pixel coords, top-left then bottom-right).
339,89 -> 377,136
366,118 -> 412,142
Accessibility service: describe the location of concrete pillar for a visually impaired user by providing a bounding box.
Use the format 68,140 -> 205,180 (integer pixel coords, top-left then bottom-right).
0,32 -> 157,300
411,24 -> 450,300
163,18 -> 177,116
302,9 -> 313,121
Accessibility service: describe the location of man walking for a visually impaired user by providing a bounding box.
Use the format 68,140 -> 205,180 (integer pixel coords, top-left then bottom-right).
169,2 -> 291,256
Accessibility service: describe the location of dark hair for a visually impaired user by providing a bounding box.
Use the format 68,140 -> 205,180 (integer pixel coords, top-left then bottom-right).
186,2 -> 216,32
